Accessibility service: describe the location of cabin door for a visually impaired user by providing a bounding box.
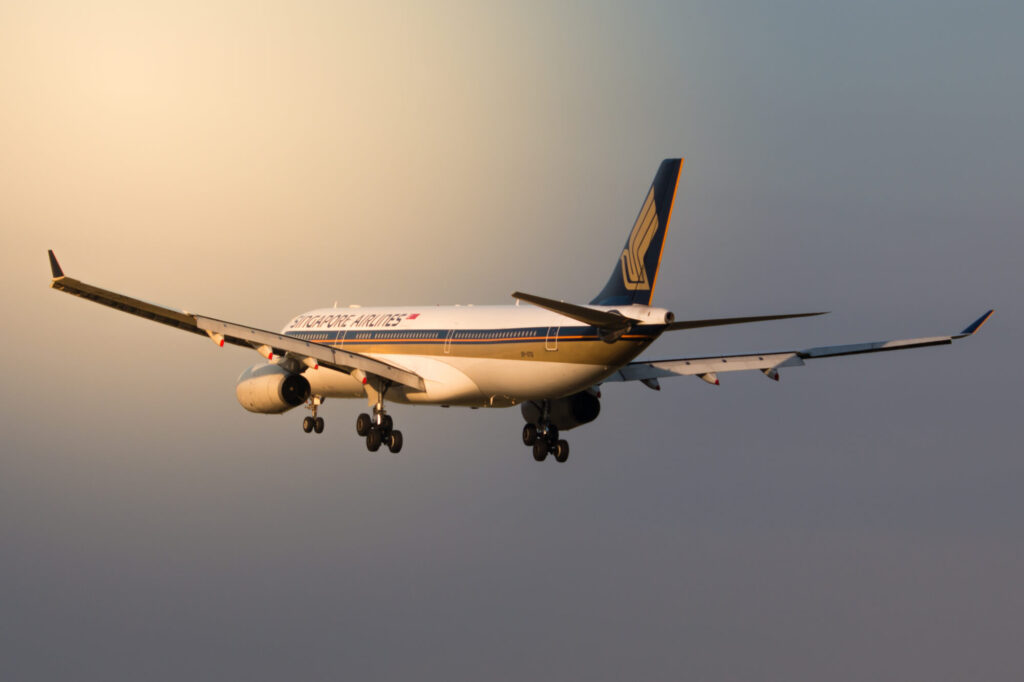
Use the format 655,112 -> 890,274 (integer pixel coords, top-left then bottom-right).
545,326 -> 559,352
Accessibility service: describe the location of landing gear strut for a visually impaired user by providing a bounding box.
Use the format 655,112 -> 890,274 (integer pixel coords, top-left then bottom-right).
301,396 -> 325,434
357,390 -> 403,453
523,400 -> 570,463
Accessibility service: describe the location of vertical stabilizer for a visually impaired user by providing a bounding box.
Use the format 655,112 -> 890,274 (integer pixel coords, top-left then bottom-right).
590,158 -> 683,306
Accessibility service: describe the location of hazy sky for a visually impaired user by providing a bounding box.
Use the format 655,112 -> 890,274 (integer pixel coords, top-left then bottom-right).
1,2 -> 1021,680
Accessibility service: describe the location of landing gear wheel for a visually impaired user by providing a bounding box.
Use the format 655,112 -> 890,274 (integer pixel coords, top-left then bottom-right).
522,423 -> 538,446
532,440 -> 549,462
313,417 -> 325,434
554,439 -> 570,463
356,413 -> 372,437
387,430 -> 403,453
545,425 -> 559,443
380,414 -> 393,432
366,428 -> 383,452
302,416 -> 314,433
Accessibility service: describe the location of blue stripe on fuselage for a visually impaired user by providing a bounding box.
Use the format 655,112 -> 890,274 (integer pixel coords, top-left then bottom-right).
283,325 -> 665,344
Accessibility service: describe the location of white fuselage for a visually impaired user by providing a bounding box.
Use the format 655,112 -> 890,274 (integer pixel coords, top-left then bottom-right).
280,304 -> 671,407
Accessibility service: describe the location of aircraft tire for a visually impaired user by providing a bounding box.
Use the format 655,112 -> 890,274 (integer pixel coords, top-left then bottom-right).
381,414 -> 394,432
302,416 -> 314,433
522,423 -> 538,446
387,430 -> 403,454
532,440 -> 548,462
356,413 -> 372,436
313,417 -> 324,434
366,428 -> 383,452
546,425 -> 559,443
554,440 -> 570,463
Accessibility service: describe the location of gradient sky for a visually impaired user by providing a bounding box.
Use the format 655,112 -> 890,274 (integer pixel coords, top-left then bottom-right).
1,2 -> 1022,680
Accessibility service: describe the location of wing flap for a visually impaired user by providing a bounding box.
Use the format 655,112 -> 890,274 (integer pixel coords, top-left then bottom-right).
194,316 -> 425,390
609,352 -> 803,382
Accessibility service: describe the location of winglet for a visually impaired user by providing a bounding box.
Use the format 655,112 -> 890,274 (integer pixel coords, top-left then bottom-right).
958,309 -> 994,337
48,250 -> 64,278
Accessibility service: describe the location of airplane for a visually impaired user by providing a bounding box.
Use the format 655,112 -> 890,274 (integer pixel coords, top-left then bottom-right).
48,158 -> 992,462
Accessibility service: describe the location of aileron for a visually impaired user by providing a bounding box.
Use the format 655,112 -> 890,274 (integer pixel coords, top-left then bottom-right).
50,274 -> 202,336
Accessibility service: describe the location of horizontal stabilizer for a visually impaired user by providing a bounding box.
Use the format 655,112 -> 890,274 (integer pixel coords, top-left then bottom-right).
512,291 -> 633,330
665,311 -> 828,331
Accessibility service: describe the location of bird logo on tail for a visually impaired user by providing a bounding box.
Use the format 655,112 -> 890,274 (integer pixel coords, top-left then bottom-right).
620,188 -> 658,291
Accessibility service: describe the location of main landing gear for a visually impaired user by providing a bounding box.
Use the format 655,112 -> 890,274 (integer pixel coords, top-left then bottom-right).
356,402 -> 403,454
301,396 -> 325,434
522,401 -> 569,463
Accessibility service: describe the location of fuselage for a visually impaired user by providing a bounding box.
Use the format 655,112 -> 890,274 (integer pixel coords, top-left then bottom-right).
281,304 -> 671,407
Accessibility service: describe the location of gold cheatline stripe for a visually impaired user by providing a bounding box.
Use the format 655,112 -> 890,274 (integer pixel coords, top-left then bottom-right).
296,338 -> 654,365
288,333 -> 658,345
307,334 -> 654,345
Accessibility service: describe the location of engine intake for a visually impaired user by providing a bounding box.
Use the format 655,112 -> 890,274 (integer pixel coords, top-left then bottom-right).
521,391 -> 601,431
236,363 -> 311,414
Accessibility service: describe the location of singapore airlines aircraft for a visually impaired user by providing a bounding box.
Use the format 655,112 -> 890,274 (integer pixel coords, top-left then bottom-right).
48,159 -> 992,462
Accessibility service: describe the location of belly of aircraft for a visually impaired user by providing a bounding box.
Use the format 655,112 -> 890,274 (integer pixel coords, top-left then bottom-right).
302,335 -> 654,407
304,355 -> 615,407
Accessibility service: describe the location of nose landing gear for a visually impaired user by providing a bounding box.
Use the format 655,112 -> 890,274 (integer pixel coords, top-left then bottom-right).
301,396 -> 325,434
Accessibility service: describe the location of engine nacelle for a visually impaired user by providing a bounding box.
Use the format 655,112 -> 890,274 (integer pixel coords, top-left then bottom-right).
236,363 -> 311,414
521,391 -> 601,431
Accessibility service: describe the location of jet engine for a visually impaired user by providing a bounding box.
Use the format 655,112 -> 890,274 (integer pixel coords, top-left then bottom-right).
236,363 -> 311,414
521,390 -> 601,431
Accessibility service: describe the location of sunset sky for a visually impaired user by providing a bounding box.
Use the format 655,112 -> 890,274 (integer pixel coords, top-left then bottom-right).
2,2 -> 1021,680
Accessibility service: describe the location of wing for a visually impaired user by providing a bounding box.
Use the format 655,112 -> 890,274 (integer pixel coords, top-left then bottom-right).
605,310 -> 994,388
47,251 -> 425,391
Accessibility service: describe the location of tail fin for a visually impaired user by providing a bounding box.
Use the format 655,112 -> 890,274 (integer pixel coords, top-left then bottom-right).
590,158 -> 683,306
